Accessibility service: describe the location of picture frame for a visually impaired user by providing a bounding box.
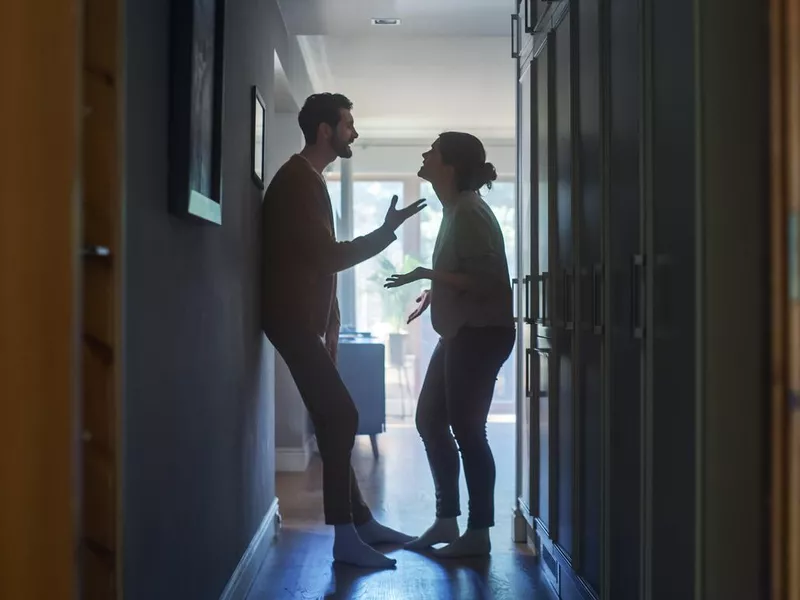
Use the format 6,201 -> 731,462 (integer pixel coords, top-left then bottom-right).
251,85 -> 266,189
168,0 -> 227,225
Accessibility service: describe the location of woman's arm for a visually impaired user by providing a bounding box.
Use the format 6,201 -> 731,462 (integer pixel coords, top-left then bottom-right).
385,208 -> 509,295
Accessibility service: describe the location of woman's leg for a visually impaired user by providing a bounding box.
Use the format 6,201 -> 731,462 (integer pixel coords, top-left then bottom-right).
405,340 -> 461,549
436,326 -> 516,557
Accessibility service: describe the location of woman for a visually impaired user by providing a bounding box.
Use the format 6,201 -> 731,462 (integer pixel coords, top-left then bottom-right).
385,132 -> 515,558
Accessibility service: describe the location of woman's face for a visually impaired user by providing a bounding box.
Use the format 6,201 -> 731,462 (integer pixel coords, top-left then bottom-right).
418,138 -> 450,184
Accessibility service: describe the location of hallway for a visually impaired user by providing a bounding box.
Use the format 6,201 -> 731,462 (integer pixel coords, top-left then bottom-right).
248,423 -> 554,599
3,0 -> 799,599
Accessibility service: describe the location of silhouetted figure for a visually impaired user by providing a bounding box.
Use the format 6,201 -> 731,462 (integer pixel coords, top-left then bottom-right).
384,132 -> 515,558
261,93 -> 424,569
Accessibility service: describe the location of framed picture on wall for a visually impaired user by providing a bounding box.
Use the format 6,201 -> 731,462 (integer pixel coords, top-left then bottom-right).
251,85 -> 266,189
168,0 -> 227,225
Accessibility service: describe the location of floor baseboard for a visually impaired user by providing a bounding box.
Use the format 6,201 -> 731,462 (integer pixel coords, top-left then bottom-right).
219,497 -> 281,600
276,445 -> 311,472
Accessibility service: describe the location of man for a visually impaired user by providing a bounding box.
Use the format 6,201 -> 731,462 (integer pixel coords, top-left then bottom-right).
261,93 -> 425,568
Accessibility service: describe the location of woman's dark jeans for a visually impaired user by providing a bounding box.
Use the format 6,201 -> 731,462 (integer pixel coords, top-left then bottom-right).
415,325 -> 516,530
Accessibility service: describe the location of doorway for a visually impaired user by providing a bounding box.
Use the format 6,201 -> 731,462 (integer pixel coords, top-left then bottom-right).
80,0 -> 125,596
0,0 -> 124,597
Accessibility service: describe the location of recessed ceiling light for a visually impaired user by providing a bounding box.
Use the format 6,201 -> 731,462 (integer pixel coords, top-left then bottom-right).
371,17 -> 401,26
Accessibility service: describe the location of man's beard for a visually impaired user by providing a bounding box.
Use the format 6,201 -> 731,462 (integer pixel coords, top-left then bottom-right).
332,134 -> 353,159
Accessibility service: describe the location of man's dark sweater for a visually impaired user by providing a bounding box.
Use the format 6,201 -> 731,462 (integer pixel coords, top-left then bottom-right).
261,154 -> 396,337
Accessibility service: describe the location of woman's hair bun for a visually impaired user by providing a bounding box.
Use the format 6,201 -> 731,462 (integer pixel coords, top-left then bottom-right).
477,161 -> 498,190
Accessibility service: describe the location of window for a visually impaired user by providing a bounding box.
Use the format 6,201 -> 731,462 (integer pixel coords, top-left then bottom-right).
352,181 -> 405,336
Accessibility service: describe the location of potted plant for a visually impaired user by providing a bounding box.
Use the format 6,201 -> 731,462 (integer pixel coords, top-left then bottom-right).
369,254 -> 424,367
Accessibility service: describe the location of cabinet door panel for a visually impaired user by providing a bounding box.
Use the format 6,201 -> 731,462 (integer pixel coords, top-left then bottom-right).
535,37 -> 556,530
537,38 -> 554,337
518,55 -> 536,515
650,0 -> 697,596
537,343 -> 552,529
608,0 -> 644,596
576,0 -> 603,591
554,10 -> 575,558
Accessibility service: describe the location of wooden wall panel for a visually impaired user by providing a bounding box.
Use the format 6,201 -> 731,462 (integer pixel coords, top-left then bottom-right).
771,0 -> 800,597
0,1 -> 82,599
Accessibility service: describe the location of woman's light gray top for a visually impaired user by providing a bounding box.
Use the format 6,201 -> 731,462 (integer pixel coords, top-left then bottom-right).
430,190 -> 515,339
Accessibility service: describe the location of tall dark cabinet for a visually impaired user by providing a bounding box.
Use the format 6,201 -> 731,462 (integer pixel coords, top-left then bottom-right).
511,1 -> 690,598
512,1 -> 770,599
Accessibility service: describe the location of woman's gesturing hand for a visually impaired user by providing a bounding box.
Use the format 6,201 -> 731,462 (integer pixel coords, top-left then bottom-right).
406,289 -> 431,324
383,267 -> 430,289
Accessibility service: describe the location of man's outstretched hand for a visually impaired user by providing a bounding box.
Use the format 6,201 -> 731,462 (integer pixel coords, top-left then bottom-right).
383,195 -> 427,231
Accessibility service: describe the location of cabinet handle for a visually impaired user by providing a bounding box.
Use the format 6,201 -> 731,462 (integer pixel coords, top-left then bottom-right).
512,277 -> 519,320
524,0 -> 531,33
563,268 -> 574,330
525,347 -> 532,398
523,275 -> 532,324
592,263 -> 603,335
631,254 -> 645,339
82,244 -> 111,257
511,14 -> 520,59
538,272 -> 550,325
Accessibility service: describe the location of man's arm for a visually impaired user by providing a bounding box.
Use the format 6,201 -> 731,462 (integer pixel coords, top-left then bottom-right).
286,177 -> 396,274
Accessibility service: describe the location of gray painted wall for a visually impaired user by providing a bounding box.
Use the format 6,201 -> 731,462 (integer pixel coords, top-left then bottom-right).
122,1 -> 312,597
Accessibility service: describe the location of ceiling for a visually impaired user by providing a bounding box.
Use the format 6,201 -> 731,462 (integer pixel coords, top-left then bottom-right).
277,0 -> 516,141
278,0 -> 513,37
273,52 -> 298,112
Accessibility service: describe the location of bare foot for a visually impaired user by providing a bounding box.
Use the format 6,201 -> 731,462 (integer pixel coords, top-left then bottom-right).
433,528 -> 491,558
357,519 -> 415,546
404,518 -> 460,550
333,524 -> 397,569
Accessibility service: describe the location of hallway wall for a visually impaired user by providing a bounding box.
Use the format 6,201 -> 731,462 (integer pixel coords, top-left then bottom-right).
266,111 -> 313,468
123,1 -> 311,598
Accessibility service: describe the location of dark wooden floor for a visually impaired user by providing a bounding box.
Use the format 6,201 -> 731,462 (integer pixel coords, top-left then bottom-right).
247,423 -> 556,600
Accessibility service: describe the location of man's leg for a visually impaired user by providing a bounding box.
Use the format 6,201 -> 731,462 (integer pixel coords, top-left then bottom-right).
267,327 -> 396,567
350,463 -> 373,526
350,463 -> 414,545
405,340 -> 461,550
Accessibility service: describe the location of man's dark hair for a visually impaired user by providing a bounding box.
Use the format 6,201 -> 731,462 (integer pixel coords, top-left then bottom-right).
298,93 -> 353,144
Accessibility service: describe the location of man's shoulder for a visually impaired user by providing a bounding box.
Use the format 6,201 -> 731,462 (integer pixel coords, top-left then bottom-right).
266,155 -> 324,195
268,155 -> 301,185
